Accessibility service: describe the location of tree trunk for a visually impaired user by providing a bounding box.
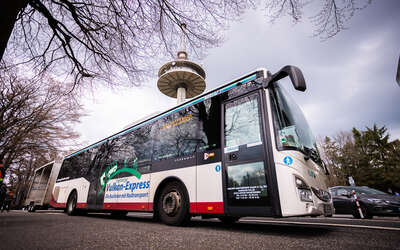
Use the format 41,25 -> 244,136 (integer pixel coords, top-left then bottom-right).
0,0 -> 30,60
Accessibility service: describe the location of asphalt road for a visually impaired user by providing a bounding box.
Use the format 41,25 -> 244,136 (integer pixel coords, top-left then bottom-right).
1,211 -> 399,250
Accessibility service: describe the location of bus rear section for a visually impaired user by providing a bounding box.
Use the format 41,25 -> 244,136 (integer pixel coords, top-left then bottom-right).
51,66 -> 333,225
25,161 -> 61,212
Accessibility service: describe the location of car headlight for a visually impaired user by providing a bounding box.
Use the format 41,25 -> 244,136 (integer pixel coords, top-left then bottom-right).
367,198 -> 389,205
295,177 -> 313,202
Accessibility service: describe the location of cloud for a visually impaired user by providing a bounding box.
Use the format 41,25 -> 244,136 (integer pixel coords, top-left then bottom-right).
77,1 -> 400,148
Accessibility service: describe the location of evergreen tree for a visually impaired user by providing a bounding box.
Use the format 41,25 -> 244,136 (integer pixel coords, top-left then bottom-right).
320,124 -> 400,192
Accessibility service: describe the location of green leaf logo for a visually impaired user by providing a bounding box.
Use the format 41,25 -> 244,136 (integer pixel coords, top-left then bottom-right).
98,157 -> 141,196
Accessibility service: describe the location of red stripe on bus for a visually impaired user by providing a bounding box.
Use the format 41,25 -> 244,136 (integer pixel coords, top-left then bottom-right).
76,203 -> 87,209
50,194 -> 86,209
190,202 -> 224,214
51,202 -> 66,208
50,194 -> 65,208
103,202 -> 153,211
102,202 -> 224,214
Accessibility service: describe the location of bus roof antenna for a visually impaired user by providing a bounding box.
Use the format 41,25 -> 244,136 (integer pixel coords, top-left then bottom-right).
157,23 -> 206,104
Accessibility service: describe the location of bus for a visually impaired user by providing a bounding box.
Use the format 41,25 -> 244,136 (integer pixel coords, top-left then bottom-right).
51,65 -> 333,225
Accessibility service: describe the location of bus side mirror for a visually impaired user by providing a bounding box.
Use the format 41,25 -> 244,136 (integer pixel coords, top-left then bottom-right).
266,65 -> 306,91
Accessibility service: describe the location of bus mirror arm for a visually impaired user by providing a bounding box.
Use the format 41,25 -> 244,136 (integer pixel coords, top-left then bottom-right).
265,65 -> 306,91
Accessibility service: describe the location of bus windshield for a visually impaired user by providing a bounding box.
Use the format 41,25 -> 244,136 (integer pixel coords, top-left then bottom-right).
270,82 -> 320,163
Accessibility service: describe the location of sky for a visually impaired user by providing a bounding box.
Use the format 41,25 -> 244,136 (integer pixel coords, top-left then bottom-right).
76,1 -> 400,147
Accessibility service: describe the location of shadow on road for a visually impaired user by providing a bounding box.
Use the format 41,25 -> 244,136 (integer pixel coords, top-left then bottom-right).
83,212 -> 332,237
191,219 -> 333,237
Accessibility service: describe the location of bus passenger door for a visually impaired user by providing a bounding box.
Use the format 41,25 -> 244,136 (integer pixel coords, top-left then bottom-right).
222,91 -> 273,216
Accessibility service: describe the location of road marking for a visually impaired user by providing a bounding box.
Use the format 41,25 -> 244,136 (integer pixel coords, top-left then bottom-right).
325,216 -> 400,223
127,213 -> 153,218
240,219 -> 400,231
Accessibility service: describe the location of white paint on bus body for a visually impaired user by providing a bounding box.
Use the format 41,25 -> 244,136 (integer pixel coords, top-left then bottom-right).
53,178 -> 90,204
264,89 -> 333,217
103,174 -> 151,204
196,162 -> 223,203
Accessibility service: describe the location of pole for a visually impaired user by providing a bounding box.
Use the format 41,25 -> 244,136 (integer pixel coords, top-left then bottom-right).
396,55 -> 400,86
177,87 -> 186,104
352,190 -> 364,219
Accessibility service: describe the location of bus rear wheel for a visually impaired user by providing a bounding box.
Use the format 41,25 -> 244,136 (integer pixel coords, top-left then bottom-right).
66,191 -> 78,216
157,181 -> 190,226
28,203 -> 36,212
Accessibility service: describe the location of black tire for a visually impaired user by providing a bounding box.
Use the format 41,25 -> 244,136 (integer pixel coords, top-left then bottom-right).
66,191 -> 78,216
157,181 -> 190,226
28,203 -> 35,212
361,205 -> 373,219
218,216 -> 240,224
352,204 -> 372,219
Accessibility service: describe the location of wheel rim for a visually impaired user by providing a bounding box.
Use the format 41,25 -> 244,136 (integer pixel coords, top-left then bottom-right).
162,191 -> 181,216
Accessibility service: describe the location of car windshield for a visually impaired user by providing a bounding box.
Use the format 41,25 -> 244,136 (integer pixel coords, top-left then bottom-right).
269,82 -> 321,164
349,187 -> 387,195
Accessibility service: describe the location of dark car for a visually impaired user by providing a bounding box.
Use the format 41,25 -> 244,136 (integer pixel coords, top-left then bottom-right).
329,186 -> 400,219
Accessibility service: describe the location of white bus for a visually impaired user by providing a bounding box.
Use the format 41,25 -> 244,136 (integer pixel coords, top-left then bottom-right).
51,66 -> 333,225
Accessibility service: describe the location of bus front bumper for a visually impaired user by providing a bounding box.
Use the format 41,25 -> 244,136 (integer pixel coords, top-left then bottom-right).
307,202 -> 334,216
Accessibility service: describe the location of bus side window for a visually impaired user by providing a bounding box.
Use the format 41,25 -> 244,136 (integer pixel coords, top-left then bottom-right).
132,124 -> 154,163
153,108 -> 198,161
103,123 -> 154,178
57,158 -> 72,180
195,97 -> 221,152
58,150 -> 91,181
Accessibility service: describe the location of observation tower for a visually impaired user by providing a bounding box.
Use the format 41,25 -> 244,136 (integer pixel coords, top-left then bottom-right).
157,24 -> 206,104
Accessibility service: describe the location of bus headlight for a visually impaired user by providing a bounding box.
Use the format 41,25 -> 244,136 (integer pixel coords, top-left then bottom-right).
295,177 -> 313,202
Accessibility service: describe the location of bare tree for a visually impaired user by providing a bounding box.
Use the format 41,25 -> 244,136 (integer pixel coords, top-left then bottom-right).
1,0 -> 251,89
1,1 -> 372,90
0,65 -> 83,175
265,0 -> 372,40
316,132 -> 354,186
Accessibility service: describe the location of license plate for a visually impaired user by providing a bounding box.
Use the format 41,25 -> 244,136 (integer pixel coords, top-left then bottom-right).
324,204 -> 332,215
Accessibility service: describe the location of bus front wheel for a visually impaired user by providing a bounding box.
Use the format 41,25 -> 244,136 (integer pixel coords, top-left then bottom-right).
157,181 -> 190,226
66,191 -> 78,216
